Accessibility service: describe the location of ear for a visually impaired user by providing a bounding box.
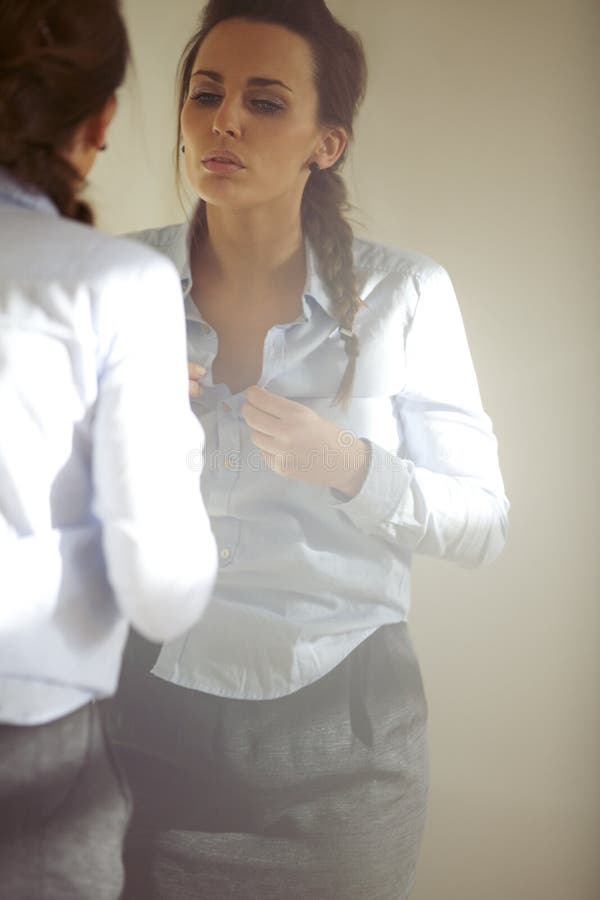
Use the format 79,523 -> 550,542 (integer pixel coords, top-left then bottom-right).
312,126 -> 348,171
83,94 -> 117,150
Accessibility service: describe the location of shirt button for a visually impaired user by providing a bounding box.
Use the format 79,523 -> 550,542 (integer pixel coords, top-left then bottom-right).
219,548 -> 232,562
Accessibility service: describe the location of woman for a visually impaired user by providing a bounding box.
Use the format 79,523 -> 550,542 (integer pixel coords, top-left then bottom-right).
111,1 -> 509,897
0,2 -> 217,898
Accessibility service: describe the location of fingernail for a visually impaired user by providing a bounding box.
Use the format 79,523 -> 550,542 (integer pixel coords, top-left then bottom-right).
194,365 -> 206,377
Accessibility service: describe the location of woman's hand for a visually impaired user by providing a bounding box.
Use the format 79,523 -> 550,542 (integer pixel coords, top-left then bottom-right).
242,385 -> 370,498
188,363 -> 206,399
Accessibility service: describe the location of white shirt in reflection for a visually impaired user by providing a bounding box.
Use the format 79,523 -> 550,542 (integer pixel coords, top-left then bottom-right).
131,219 -> 509,700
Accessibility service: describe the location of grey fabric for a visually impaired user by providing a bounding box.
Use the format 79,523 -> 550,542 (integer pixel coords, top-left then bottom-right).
110,623 -> 429,899
0,701 -> 131,900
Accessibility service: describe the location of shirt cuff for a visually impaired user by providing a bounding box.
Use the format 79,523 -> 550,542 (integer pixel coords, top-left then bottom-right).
329,440 -> 414,533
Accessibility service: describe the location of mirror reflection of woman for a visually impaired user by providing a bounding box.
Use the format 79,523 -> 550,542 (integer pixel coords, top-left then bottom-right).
110,1 -> 509,897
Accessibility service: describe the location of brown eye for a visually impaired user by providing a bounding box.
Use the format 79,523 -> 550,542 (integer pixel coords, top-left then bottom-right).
190,92 -> 222,105
250,99 -> 285,115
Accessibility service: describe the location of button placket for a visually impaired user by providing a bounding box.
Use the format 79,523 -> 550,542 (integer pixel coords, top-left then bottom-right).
218,401 -> 241,474
210,400 -> 242,566
215,514 -> 241,567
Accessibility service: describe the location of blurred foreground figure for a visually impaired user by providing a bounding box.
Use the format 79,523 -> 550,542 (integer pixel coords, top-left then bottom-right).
0,2 -> 217,897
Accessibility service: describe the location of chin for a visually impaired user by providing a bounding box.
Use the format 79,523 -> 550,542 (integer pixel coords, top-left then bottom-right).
194,173 -> 245,201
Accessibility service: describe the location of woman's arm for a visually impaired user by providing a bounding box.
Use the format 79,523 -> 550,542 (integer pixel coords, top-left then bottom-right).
330,263 -> 509,567
242,261 -> 507,568
0,521 -> 62,632
92,251 -> 218,641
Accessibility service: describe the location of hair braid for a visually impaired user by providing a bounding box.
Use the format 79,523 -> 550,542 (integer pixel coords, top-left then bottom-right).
0,131 -> 92,224
302,168 -> 364,410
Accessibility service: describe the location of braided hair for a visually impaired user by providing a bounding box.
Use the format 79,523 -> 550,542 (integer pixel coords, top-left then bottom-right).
176,0 -> 367,409
0,0 -> 129,224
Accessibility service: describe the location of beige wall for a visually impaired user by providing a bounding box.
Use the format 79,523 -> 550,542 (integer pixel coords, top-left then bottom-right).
91,1 -> 600,897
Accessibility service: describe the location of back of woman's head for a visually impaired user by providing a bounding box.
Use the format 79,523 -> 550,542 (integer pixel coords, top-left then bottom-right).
178,0 -> 368,408
0,0 -> 130,224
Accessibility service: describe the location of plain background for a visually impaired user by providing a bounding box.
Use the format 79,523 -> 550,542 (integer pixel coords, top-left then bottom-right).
90,1 -> 600,897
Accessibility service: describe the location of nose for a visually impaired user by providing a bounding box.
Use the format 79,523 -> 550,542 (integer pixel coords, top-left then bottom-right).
212,98 -> 242,140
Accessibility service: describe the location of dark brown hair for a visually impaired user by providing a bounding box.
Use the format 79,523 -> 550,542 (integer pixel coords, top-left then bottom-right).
0,0 -> 130,224
176,0 -> 368,408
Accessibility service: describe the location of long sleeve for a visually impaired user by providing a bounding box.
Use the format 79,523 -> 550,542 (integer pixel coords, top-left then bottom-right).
331,263 -> 509,567
92,256 -> 218,641
0,522 -> 61,632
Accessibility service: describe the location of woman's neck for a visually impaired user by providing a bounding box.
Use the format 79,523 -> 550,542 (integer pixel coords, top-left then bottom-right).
193,202 -> 306,299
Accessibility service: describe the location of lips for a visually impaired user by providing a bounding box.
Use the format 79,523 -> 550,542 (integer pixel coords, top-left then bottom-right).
201,150 -> 245,168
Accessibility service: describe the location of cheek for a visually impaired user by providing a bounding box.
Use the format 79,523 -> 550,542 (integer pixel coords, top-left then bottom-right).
180,104 -> 193,141
180,102 -> 205,145
258,119 -> 315,165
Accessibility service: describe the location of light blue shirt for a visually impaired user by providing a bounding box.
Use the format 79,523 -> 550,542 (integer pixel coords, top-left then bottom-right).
135,219 -> 509,700
0,172 -> 217,724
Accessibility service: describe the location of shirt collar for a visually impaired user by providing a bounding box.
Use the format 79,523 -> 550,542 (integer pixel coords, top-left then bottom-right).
0,167 -> 59,218
179,205 -> 337,321
165,217 -> 193,295
303,239 -> 337,320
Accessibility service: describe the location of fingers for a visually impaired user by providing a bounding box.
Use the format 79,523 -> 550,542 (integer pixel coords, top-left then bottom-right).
189,363 -> 206,379
248,430 -> 278,456
245,385 -> 303,418
188,363 -> 206,399
241,401 -> 281,438
260,451 -> 291,478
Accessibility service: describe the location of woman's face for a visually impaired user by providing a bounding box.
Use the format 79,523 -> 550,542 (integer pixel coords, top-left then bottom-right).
180,18 -> 339,213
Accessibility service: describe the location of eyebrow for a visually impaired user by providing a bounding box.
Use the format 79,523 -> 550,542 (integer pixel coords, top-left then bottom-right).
191,69 -> 293,93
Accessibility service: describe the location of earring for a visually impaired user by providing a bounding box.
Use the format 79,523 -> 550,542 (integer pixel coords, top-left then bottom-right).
309,162 -> 320,174
181,145 -> 185,154
98,144 -> 107,152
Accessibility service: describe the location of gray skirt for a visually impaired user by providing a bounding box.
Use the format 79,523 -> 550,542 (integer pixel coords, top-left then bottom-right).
109,622 -> 429,900
0,701 -> 131,900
